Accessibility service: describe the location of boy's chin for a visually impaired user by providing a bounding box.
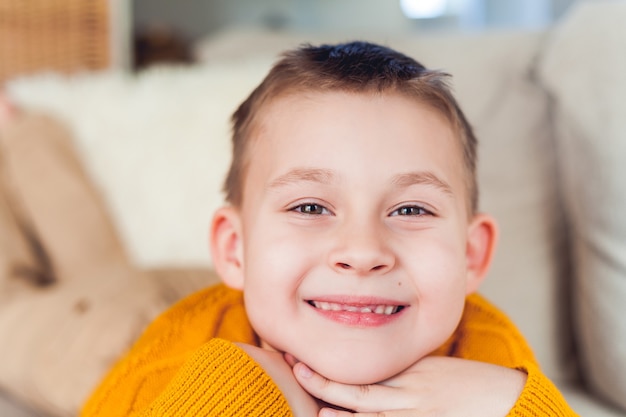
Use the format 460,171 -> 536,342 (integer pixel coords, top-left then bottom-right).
307,355 -> 408,385
260,337 -> 420,384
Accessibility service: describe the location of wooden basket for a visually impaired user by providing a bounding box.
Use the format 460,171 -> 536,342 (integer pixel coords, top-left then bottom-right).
0,0 -> 110,86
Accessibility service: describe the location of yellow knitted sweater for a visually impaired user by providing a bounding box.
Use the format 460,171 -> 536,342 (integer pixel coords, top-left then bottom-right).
81,284 -> 576,416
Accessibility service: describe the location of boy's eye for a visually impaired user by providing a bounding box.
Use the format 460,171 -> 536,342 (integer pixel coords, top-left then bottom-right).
291,203 -> 330,215
390,205 -> 431,217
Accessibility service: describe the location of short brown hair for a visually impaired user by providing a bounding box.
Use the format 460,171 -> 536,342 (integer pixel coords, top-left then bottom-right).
224,41 -> 479,213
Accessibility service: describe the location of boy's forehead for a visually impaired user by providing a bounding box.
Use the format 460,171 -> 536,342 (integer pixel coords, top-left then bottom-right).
249,90 -> 463,169
253,89 -> 462,146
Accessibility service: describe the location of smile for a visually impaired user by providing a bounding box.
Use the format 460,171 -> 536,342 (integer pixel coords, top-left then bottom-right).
307,300 -> 404,315
306,298 -> 407,327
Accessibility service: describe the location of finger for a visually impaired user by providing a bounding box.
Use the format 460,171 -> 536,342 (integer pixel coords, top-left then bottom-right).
293,363 -> 399,413
319,407 -> 417,417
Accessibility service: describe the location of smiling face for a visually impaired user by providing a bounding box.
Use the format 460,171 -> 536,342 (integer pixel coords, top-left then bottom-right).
212,90 -> 497,384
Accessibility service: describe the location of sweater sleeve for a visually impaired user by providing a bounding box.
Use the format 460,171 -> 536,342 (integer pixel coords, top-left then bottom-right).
508,361 -> 578,417
82,338 -> 293,417
138,338 -> 292,417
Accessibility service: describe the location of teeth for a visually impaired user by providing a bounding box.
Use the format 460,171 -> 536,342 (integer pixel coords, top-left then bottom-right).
385,306 -> 396,315
311,301 -> 401,315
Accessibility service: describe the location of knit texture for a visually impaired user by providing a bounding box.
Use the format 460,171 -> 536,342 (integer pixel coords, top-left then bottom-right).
81,284 -> 577,416
138,339 -> 291,416
510,362 -> 572,417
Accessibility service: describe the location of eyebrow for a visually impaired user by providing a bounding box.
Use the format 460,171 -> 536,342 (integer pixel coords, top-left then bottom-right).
268,168 -> 453,195
269,168 -> 336,188
391,171 -> 453,195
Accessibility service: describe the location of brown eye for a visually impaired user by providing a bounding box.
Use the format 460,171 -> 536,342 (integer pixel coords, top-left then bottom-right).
391,205 -> 430,216
292,203 -> 329,215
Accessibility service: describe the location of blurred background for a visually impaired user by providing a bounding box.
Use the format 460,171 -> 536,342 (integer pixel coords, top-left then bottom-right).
1,0 -> 578,84
3,2 -> 626,417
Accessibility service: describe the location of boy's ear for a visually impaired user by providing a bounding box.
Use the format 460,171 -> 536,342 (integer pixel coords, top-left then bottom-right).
210,206 -> 244,290
465,213 -> 498,295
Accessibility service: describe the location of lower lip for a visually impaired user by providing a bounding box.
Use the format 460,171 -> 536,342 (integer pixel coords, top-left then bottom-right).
308,304 -> 405,327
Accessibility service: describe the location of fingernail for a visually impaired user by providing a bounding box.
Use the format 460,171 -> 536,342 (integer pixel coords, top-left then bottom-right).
320,409 -> 337,417
297,363 -> 313,378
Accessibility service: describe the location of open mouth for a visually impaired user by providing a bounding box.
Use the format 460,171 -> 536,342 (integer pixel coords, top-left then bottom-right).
307,300 -> 406,315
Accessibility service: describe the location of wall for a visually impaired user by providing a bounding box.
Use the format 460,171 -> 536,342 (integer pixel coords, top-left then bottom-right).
132,0 -> 579,42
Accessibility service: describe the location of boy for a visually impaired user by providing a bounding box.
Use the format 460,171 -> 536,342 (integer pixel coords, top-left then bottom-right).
82,41 -> 576,416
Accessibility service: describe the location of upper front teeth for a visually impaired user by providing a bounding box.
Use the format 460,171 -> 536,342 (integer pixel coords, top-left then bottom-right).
311,301 -> 399,315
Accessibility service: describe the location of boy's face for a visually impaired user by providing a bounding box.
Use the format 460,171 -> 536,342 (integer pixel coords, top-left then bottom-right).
214,91 -> 495,384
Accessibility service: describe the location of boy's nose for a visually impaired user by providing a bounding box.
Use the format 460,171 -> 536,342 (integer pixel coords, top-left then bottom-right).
329,226 -> 395,276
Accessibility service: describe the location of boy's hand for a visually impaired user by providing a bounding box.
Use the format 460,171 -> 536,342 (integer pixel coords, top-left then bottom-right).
288,355 -> 526,417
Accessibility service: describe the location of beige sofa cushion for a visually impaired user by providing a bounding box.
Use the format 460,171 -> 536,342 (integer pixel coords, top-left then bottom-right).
538,1 -> 626,411
0,261 -> 218,416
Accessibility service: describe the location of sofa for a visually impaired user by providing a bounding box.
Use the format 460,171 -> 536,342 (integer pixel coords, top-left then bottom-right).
1,1 -> 625,415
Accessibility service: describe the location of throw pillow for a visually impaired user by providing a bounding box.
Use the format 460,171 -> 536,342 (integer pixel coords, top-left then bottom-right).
0,102 -> 54,297
538,1 -> 626,411
0,111 -> 130,282
0,161 -> 53,295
